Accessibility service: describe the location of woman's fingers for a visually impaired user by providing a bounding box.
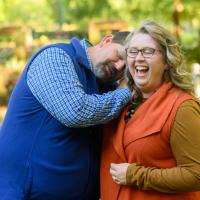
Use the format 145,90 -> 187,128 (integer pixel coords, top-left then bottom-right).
110,163 -> 130,185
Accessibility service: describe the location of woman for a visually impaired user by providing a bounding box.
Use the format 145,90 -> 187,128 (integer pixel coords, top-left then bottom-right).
101,20 -> 200,200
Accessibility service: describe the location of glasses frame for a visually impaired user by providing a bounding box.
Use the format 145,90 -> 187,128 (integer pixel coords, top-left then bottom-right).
125,47 -> 161,58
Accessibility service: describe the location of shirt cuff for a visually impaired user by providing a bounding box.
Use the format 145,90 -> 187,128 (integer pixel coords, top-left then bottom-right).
115,88 -> 132,105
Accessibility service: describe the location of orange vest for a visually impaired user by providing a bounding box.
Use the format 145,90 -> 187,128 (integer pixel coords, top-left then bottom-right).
101,82 -> 200,200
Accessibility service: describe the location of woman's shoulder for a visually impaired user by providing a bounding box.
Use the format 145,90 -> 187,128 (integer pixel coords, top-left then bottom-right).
177,98 -> 200,120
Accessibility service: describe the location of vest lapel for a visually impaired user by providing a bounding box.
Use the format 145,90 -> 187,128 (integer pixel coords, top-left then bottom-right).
111,110 -> 128,163
124,82 -> 182,146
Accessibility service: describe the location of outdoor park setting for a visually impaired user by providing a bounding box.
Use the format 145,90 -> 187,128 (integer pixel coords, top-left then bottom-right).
0,1 -> 200,199
0,0 -> 200,124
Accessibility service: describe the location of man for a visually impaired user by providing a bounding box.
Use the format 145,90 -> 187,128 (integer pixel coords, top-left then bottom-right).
0,32 -> 131,200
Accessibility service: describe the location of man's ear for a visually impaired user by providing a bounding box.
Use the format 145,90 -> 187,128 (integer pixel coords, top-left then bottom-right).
99,35 -> 114,48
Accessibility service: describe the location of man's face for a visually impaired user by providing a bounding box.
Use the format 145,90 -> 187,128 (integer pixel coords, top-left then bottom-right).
93,42 -> 126,84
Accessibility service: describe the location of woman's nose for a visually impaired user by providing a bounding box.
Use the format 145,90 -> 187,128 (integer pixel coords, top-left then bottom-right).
135,51 -> 145,60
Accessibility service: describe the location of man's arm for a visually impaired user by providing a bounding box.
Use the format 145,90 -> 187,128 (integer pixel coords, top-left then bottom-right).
27,47 -> 131,127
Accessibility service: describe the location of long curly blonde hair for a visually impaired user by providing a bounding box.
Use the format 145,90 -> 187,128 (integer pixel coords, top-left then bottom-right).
125,20 -> 194,100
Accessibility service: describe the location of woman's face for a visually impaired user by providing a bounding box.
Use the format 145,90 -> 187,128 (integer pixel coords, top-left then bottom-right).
127,33 -> 166,97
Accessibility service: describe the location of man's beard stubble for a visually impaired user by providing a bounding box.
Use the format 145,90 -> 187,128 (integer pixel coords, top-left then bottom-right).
94,60 -> 122,84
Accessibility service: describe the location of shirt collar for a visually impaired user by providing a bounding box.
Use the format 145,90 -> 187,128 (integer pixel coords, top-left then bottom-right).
80,39 -> 93,71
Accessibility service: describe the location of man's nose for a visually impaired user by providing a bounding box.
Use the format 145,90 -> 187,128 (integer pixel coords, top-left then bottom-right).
115,59 -> 125,71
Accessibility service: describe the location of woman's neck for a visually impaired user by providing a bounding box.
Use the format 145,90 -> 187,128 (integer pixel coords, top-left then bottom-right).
142,90 -> 155,99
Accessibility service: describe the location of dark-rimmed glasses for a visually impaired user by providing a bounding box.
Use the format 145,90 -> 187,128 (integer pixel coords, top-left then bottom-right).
125,47 -> 161,58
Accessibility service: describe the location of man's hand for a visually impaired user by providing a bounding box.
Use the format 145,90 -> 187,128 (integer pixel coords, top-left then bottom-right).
110,163 -> 130,185
118,78 -> 128,88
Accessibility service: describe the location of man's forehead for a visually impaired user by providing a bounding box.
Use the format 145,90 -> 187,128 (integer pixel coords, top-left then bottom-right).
117,46 -> 126,58
112,42 -> 125,50
106,42 -> 126,58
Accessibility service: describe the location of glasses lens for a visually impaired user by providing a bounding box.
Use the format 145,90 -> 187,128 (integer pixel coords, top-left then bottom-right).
142,48 -> 155,58
127,48 -> 138,58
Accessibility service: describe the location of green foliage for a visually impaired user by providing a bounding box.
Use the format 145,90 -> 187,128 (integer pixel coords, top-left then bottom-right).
45,0 -> 112,30
1,0 -> 200,33
105,0 -> 174,27
0,0 -> 53,30
0,0 -> 200,63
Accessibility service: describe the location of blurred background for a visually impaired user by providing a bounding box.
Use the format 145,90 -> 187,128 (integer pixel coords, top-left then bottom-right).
0,0 -> 200,124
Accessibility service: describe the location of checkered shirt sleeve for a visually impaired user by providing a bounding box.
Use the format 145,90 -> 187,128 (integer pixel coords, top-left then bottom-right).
27,47 -> 131,127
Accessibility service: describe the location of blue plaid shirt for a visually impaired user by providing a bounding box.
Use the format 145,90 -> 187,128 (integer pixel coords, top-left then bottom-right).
27,39 -> 131,127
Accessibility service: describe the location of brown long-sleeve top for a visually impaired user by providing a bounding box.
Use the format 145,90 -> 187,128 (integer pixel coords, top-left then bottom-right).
126,99 -> 200,193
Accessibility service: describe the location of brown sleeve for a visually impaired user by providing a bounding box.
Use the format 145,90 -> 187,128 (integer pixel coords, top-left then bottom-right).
126,100 -> 200,193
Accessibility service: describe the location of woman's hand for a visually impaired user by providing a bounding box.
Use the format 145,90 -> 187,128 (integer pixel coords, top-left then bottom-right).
110,163 -> 130,185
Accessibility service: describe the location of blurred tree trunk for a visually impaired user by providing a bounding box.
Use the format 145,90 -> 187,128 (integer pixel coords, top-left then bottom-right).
172,0 -> 183,40
57,0 -> 65,29
46,0 -> 66,29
